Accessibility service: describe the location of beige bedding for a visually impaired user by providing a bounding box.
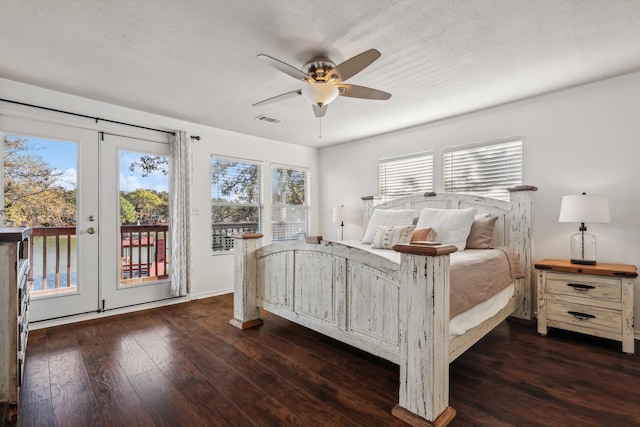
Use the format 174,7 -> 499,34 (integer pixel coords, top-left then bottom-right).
449,247 -> 524,318
336,240 -> 524,319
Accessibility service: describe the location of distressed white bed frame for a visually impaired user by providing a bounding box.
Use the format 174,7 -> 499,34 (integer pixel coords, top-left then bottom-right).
231,186 -> 536,427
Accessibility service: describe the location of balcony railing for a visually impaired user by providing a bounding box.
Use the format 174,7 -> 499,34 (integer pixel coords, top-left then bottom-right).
212,222 -> 307,252
29,224 -> 170,295
28,221 -> 306,293
120,224 -> 169,286
29,227 -> 76,295
212,222 -> 259,251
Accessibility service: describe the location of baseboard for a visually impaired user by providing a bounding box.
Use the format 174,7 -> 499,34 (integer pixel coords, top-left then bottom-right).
189,288 -> 233,300
29,296 -> 188,330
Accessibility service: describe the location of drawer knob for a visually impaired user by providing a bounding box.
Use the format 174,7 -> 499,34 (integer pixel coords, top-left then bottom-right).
568,311 -> 596,321
567,283 -> 595,292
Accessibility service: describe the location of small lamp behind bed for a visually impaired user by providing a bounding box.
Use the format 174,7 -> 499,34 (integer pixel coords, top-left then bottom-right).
558,193 -> 610,265
332,205 -> 348,241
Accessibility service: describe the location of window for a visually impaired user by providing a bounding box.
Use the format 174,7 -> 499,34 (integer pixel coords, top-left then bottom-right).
379,152 -> 433,201
271,165 -> 309,241
444,139 -> 522,201
211,157 -> 262,252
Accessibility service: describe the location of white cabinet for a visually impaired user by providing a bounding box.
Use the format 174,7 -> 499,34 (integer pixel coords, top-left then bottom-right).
0,227 -> 31,422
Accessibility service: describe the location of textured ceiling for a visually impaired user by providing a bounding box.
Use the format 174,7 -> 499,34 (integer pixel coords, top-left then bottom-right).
2,0 -> 640,148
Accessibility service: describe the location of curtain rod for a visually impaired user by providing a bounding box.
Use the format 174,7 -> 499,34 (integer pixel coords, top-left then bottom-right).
0,98 -> 201,140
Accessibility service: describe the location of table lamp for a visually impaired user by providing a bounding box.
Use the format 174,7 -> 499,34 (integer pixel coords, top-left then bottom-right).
332,206 -> 347,241
558,193 -> 610,265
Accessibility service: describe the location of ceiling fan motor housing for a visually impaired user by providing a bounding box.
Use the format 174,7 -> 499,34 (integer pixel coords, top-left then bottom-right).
303,58 -> 338,81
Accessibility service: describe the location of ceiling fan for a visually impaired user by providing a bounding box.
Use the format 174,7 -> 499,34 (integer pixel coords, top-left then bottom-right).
252,48 -> 391,118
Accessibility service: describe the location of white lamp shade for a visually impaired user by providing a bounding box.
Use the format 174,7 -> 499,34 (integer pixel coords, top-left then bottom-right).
558,194 -> 610,223
302,82 -> 339,106
332,206 -> 347,223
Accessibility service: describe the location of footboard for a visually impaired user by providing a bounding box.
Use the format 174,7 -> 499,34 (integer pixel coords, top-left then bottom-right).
240,238 -> 403,361
231,235 -> 458,426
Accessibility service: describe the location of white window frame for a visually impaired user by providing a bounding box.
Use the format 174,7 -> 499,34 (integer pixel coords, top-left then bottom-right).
210,155 -> 263,253
443,137 -> 523,201
270,164 -> 309,242
379,152 -> 434,202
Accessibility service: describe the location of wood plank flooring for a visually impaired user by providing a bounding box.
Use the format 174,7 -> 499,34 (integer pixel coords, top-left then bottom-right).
5,294 -> 640,427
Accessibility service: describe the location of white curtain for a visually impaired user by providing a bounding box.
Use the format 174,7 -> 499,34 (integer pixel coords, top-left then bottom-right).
169,130 -> 192,296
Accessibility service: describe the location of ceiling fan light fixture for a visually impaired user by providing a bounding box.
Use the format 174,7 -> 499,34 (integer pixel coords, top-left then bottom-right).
301,82 -> 339,106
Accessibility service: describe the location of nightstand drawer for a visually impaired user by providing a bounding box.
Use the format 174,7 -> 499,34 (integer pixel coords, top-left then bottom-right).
547,299 -> 621,335
546,272 -> 621,302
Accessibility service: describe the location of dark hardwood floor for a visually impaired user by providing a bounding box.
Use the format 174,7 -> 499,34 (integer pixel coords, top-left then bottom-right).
5,294 -> 640,427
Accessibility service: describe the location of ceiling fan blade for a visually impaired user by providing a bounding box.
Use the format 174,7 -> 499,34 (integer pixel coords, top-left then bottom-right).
327,49 -> 381,82
337,84 -> 391,100
252,90 -> 302,107
312,104 -> 327,118
257,54 -> 313,82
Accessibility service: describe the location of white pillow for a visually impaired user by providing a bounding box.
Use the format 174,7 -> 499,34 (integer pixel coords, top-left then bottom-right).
372,225 -> 416,249
415,207 -> 476,250
362,209 -> 417,244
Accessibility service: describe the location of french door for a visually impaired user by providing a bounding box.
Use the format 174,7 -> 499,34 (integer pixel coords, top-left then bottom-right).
99,133 -> 174,310
1,117 -> 175,321
1,117 -> 100,321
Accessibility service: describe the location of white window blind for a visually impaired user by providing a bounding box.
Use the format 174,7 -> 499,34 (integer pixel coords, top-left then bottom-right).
444,139 -> 522,201
379,153 -> 433,201
271,166 -> 309,241
211,156 -> 262,252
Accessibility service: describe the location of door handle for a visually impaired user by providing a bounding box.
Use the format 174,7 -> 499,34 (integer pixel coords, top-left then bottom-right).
88,227 -> 96,234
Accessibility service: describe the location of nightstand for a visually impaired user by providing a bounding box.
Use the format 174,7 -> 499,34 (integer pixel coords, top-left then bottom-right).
535,259 -> 637,354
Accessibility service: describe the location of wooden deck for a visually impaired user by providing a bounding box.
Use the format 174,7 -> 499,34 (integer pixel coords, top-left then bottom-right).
5,294 -> 640,426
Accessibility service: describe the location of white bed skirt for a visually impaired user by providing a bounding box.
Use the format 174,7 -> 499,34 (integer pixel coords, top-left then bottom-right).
450,284 -> 514,336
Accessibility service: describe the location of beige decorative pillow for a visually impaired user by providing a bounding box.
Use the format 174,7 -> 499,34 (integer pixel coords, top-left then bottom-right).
372,225 -> 416,249
362,209 -> 417,244
410,227 -> 434,242
466,215 -> 499,249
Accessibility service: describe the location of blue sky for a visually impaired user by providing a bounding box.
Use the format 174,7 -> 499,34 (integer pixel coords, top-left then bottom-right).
22,137 -> 78,190
120,150 -> 169,193
10,135 -> 168,193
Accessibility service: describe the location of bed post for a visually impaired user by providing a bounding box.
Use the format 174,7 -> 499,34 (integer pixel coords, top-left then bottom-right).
361,196 -> 377,229
507,185 -> 538,320
229,233 -> 264,330
391,243 -> 458,427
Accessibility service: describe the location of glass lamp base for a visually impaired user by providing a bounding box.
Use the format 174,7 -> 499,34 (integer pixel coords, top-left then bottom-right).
569,230 -> 597,265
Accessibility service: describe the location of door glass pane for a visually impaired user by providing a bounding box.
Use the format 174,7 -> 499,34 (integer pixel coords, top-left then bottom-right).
2,135 -> 78,296
119,150 -> 170,286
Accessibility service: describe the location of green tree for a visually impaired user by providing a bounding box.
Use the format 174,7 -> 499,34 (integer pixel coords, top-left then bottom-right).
272,168 -> 306,205
211,160 -> 259,204
119,195 -> 137,224
211,160 -> 260,226
123,188 -> 164,224
2,136 -> 76,226
154,190 -> 169,222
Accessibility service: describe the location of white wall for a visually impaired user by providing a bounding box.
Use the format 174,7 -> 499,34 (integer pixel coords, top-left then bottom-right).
319,71 -> 640,333
0,78 -> 320,300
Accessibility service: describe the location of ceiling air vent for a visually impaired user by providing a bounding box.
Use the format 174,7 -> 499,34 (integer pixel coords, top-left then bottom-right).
255,115 -> 281,124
